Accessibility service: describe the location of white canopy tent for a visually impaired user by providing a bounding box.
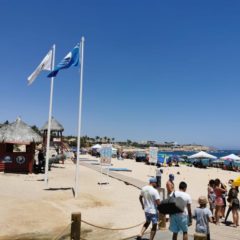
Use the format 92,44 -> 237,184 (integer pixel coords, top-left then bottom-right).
188,151 -> 217,159
91,144 -> 117,152
91,144 -> 102,149
220,154 -> 240,161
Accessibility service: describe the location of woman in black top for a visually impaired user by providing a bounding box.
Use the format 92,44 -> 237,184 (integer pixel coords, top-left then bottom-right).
225,180 -> 239,227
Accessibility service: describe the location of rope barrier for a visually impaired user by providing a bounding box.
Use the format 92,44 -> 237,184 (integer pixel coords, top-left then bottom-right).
80,237 -> 87,240
81,219 -> 145,231
53,223 -> 71,240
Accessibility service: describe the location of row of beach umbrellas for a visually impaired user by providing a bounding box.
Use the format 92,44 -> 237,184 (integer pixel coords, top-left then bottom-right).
188,151 -> 240,186
188,151 -> 240,161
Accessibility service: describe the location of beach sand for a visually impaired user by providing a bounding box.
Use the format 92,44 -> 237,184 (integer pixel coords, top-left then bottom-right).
0,155 -> 239,239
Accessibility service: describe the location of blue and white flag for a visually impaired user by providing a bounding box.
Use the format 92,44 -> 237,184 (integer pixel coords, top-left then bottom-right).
48,44 -> 79,78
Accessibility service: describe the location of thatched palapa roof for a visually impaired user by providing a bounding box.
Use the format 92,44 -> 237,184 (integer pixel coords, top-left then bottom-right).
41,117 -> 64,131
0,117 -> 42,144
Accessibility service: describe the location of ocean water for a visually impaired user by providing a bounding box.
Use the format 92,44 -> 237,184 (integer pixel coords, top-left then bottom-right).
158,150 -> 240,158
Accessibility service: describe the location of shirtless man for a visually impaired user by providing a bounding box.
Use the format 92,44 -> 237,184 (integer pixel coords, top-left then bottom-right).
166,174 -> 175,196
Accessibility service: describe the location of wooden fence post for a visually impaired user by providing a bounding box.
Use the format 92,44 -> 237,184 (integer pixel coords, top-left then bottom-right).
194,233 -> 207,240
158,213 -> 166,230
71,212 -> 81,240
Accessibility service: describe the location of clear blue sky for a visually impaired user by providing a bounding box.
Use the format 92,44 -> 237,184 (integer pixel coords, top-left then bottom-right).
1,0 -> 240,149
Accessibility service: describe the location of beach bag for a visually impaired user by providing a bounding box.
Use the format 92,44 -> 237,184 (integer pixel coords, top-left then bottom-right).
158,193 -> 185,214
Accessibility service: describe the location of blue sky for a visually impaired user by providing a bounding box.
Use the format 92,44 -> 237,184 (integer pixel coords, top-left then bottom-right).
1,1 -> 240,149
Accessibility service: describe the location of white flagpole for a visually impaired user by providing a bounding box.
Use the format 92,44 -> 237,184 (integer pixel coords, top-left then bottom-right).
44,44 -> 56,186
75,37 -> 85,197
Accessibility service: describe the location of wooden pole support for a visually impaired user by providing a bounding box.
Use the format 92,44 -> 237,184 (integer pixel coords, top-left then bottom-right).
158,213 -> 166,230
194,233 -> 207,240
71,212 -> 81,240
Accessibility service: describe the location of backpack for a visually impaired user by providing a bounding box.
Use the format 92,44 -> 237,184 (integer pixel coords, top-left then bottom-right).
158,193 -> 185,214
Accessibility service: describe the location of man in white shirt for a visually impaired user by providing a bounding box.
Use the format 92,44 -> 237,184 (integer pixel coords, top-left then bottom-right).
169,181 -> 192,240
137,177 -> 161,240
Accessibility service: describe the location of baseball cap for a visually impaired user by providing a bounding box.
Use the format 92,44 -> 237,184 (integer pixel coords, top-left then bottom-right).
169,174 -> 174,179
149,177 -> 157,183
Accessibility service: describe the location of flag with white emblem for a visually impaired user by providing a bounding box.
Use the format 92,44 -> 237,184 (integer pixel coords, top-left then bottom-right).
47,44 -> 79,78
27,49 -> 53,85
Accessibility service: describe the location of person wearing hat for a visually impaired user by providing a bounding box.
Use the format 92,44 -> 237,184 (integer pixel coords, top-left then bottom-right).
166,174 -> 175,196
193,196 -> 213,240
137,177 -> 161,240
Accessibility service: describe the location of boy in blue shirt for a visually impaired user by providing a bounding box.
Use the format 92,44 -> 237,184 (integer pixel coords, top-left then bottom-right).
193,196 -> 213,240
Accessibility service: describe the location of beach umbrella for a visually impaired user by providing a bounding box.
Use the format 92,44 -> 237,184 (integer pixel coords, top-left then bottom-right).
188,151 -> 217,159
220,154 -> 240,161
233,176 -> 240,187
91,144 -> 102,149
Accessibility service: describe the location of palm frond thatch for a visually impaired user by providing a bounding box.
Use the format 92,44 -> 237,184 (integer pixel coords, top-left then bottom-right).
0,118 -> 42,144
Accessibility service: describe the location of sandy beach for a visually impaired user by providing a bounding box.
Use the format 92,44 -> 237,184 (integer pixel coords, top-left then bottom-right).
0,155 -> 239,239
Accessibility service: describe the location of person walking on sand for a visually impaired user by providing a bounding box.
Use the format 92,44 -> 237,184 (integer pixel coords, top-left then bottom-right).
225,180 -> 239,227
225,179 -> 234,224
155,166 -> 163,188
193,196 -> 213,240
137,177 -> 161,240
207,179 -> 216,215
169,181 -> 192,240
166,174 -> 175,196
214,178 -> 226,225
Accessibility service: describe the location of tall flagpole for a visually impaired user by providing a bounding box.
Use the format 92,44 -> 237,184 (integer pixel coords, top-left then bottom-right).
44,44 -> 56,186
75,37 -> 85,197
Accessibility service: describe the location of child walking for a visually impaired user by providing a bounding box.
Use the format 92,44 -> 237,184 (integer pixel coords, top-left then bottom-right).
193,196 -> 213,240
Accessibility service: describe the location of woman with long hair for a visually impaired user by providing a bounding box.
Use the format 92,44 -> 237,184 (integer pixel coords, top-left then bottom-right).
214,179 -> 226,225
208,179 -> 216,215
227,182 -> 239,227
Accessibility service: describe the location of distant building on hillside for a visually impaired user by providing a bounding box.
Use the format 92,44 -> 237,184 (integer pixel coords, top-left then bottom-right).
147,140 -> 156,145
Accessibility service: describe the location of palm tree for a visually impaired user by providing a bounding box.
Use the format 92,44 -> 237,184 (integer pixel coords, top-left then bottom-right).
95,136 -> 100,143
31,125 -> 42,135
111,137 -> 115,143
127,139 -> 132,146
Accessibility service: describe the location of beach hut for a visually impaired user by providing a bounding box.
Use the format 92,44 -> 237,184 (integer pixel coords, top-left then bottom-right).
0,117 -> 42,173
41,117 -> 64,152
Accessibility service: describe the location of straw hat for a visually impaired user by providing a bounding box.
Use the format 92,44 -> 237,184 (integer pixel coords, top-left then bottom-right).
198,196 -> 207,205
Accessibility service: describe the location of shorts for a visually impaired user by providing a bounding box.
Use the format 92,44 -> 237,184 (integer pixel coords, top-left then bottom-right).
169,213 -> 188,233
145,212 -> 158,225
232,198 -> 240,210
215,197 -> 224,206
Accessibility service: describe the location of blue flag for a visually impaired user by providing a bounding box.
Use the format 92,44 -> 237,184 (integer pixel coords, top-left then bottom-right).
48,44 -> 79,78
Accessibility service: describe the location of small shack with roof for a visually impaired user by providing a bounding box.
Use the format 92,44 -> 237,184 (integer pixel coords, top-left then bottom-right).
41,117 -> 64,152
0,117 -> 42,173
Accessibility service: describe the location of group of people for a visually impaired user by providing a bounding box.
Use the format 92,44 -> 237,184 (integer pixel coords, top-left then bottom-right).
137,174 -> 194,240
208,178 -> 239,227
137,173 -> 239,240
